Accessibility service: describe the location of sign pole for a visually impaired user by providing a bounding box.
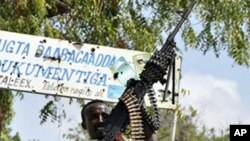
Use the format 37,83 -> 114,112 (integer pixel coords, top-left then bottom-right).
169,56 -> 182,141
170,108 -> 178,141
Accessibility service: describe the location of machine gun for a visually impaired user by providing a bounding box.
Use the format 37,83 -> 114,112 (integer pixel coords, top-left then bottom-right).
100,1 -> 196,141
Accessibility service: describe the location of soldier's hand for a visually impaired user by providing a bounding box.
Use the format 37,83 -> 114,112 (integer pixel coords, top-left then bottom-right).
114,132 -> 127,141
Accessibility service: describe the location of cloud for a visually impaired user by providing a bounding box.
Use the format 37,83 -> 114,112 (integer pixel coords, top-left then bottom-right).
179,71 -> 250,132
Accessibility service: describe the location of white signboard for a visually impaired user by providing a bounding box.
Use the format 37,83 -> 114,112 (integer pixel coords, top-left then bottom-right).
0,30 -> 181,109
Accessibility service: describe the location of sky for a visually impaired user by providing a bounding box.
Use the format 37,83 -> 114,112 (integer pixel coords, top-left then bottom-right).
9,46 -> 250,141
180,49 -> 250,131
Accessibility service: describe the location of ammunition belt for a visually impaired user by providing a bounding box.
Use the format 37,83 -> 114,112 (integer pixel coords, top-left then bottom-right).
120,88 -> 145,141
141,85 -> 160,131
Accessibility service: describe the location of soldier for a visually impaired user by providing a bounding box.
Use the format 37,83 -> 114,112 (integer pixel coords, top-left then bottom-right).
81,100 -> 157,141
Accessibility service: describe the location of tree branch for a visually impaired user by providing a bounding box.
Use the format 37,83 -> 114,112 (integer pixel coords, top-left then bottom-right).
46,1 -> 70,18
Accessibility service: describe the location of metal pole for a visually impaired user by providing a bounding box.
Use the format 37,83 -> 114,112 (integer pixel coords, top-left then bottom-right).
170,56 -> 182,141
170,108 -> 178,141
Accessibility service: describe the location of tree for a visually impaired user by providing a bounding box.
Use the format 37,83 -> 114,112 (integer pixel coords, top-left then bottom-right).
0,90 -> 13,133
0,0 -> 248,140
63,124 -> 86,141
157,106 -> 229,141
0,90 -> 21,141
1,0 -> 249,65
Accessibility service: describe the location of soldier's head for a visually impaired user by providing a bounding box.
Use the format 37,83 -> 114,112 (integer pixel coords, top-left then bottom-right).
81,100 -> 110,139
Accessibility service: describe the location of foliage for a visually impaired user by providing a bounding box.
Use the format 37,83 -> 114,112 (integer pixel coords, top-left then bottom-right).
63,124 -> 86,141
0,90 -> 21,141
0,0 -> 249,65
157,106 -> 229,141
0,131 -> 21,141
0,90 -> 14,131
39,100 -> 61,124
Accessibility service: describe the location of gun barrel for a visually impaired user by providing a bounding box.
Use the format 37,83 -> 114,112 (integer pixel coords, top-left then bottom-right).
161,1 -> 196,52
